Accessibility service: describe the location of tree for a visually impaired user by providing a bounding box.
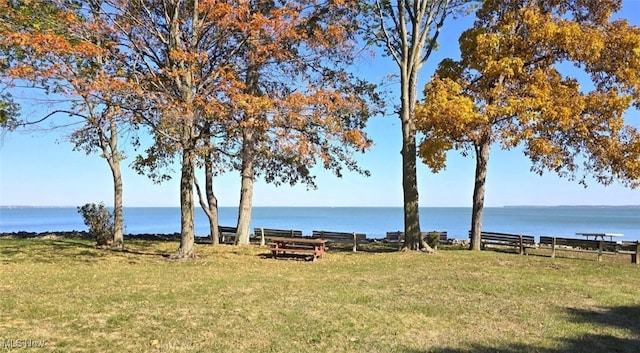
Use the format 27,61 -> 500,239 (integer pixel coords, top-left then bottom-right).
0,0 -> 132,248
370,0 -> 471,251
230,0 -> 380,245
128,0 -> 380,248
416,0 -> 640,250
111,0 -> 235,258
52,0 -> 379,257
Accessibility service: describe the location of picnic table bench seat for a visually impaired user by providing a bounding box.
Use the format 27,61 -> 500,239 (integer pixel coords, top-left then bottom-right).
539,236 -> 617,262
385,231 -> 448,250
617,240 -> 639,264
254,227 -> 303,246
267,236 -> 326,261
218,226 -> 237,244
470,231 -> 536,255
312,230 -> 366,252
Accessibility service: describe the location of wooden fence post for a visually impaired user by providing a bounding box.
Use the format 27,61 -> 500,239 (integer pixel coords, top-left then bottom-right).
518,235 -> 524,255
598,240 -> 603,262
352,232 -> 357,252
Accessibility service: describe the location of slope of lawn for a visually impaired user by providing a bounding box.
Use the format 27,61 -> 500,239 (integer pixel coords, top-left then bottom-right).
0,237 -> 638,353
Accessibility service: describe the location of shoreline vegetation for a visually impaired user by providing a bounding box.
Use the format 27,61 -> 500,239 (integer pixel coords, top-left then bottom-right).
1,236 -> 639,352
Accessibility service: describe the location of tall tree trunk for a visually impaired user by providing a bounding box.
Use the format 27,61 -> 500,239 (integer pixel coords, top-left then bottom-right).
194,175 -> 219,245
236,130 -> 255,245
235,21 -> 262,246
110,158 -> 124,248
470,134 -> 491,251
195,134 -> 220,245
108,118 -> 124,249
401,114 -> 422,250
168,1 -> 198,258
173,145 -> 197,259
89,14 -> 124,250
204,155 -> 219,245
378,0 -> 452,252
399,67 -> 429,251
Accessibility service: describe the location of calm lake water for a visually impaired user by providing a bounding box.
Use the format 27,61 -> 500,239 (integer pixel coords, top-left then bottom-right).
1,206 -> 638,241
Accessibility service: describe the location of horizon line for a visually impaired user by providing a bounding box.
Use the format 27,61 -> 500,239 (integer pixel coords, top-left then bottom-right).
2,204 -> 639,208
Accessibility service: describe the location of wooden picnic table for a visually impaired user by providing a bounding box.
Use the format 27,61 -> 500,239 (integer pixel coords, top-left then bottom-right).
576,232 -> 624,242
267,236 -> 328,261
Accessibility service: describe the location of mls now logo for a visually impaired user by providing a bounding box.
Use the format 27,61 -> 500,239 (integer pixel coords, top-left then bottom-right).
1,339 -> 46,349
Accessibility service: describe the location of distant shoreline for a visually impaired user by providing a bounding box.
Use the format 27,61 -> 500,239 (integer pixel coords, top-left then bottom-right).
2,205 -> 639,209
0,231 -> 188,241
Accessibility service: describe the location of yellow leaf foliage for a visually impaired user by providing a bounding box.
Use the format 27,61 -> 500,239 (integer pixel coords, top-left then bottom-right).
415,0 -> 640,187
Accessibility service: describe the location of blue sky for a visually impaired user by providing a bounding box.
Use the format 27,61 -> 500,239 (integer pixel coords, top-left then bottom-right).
1,2 -> 639,208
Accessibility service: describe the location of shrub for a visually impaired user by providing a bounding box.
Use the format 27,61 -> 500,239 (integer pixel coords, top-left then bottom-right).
425,231 -> 440,249
77,203 -> 114,247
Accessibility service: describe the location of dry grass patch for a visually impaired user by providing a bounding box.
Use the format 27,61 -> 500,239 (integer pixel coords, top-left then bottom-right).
0,238 -> 638,352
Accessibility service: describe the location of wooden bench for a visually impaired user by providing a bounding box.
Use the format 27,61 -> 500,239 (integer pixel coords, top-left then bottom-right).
254,227 -> 303,246
386,231 -> 448,250
471,231 -> 535,255
617,241 -> 639,264
268,236 -> 327,261
312,230 -> 366,252
539,236 -> 617,262
218,226 -> 237,244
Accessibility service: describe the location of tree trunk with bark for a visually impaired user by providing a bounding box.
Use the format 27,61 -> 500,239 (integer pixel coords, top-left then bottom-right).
194,172 -> 219,245
236,130 -> 255,245
204,157 -> 219,245
235,24 -> 262,245
168,1 -> 198,259
195,134 -> 220,245
89,12 -> 125,250
173,144 -> 197,259
107,118 -> 124,249
399,68 -> 431,252
374,0 -> 456,252
469,133 -> 491,251
110,158 -> 124,248
400,116 -> 424,250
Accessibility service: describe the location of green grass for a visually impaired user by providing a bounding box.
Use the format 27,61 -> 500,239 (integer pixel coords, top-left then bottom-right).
0,238 -> 638,353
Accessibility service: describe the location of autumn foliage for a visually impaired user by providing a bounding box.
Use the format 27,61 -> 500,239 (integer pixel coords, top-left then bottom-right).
1,0 -> 380,256
1,0 -> 135,248
416,0 -> 640,250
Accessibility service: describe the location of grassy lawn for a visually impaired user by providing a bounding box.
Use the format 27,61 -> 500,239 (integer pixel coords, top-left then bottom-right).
0,237 -> 638,353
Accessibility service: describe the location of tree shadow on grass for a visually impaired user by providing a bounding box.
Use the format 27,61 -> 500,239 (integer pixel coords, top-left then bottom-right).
400,305 -> 640,353
401,337 -> 639,353
55,239 -> 170,258
0,239 -> 105,264
567,305 -> 640,337
258,253 -> 317,262
0,238 -> 169,262
108,247 -> 170,258
0,239 -> 95,255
